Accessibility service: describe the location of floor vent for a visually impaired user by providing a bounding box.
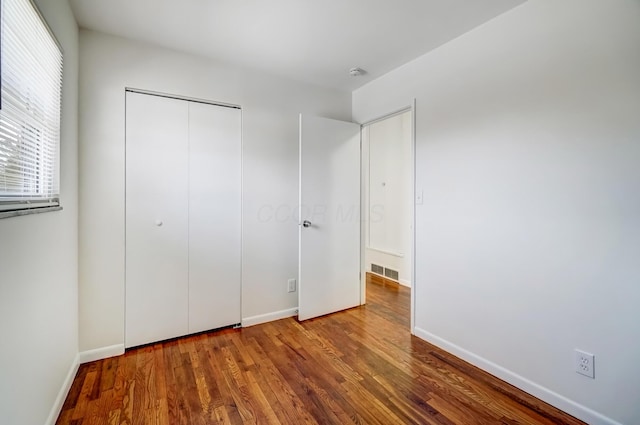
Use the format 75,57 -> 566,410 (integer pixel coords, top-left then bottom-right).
384,267 -> 399,281
371,263 -> 384,275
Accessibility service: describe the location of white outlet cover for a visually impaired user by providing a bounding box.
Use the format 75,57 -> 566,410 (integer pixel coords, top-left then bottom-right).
287,278 -> 297,293
575,349 -> 595,379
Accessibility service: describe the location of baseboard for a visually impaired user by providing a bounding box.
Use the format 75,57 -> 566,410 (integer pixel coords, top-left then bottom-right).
45,352 -> 79,425
398,278 -> 411,287
413,327 -> 623,425
367,270 -> 410,288
79,344 -> 125,364
242,307 -> 298,327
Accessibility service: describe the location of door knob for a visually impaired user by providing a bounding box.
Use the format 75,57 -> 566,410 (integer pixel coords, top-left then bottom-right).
155,219 -> 163,227
302,220 -> 312,228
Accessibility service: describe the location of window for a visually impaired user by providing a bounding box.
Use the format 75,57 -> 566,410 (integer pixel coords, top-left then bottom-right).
0,0 -> 63,216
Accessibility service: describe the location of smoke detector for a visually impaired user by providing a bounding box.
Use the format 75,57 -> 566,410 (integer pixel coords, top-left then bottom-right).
349,67 -> 366,77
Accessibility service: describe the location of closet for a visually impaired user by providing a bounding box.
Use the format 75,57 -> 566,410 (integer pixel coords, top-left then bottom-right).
125,90 -> 241,348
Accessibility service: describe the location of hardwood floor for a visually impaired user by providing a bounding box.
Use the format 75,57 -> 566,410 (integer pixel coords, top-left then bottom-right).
57,278 -> 585,424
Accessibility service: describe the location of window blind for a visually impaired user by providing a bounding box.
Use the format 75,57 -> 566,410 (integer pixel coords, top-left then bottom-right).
0,0 -> 63,213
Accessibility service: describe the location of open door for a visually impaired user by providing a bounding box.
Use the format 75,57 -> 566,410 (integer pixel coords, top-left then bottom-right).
298,114 -> 361,321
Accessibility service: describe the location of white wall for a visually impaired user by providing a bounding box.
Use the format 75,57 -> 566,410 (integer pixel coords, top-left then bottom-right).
364,111 -> 412,286
353,1 -> 640,424
78,30 -> 351,352
0,1 -> 79,424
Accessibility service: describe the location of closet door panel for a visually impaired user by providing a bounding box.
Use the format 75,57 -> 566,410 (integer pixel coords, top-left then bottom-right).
188,103 -> 242,333
125,92 -> 190,347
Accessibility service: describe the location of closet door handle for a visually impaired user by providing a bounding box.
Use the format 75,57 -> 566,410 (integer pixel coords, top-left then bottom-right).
302,220 -> 312,228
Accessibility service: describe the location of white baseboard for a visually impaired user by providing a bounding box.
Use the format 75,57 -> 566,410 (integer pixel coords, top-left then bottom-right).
79,344 -> 125,364
45,353 -> 80,425
242,307 -> 298,327
367,270 -> 410,287
45,344 -> 125,425
413,327 -> 623,425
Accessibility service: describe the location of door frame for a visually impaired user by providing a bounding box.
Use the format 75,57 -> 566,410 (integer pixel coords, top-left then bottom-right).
359,100 -> 416,333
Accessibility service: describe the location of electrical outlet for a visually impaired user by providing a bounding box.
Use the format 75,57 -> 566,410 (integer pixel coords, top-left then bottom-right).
287,278 -> 297,293
575,349 -> 595,378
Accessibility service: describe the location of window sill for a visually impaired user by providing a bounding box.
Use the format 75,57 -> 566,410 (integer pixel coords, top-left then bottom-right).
0,205 -> 63,220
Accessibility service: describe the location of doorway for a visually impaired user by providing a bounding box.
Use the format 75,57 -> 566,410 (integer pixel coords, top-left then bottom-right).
361,109 -> 414,325
297,110 -> 414,330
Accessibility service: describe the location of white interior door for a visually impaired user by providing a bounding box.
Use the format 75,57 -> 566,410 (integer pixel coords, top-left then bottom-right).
299,114 -> 361,321
125,92 -> 189,347
188,102 -> 242,333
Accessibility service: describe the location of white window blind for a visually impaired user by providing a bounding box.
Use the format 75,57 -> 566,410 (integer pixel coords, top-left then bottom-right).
0,0 -> 63,213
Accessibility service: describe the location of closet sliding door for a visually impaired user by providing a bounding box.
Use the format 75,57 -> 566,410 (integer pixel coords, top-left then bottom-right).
188,102 -> 241,334
125,92 -> 190,347
125,91 -> 241,348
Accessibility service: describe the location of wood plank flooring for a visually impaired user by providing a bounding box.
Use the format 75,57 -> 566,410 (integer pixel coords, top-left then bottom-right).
57,277 -> 586,424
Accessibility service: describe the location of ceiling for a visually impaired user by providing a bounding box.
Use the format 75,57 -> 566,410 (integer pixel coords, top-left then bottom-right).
69,0 -> 525,92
